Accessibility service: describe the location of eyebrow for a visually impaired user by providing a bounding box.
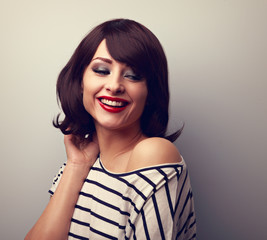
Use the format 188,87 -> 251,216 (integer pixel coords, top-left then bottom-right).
92,57 -> 113,64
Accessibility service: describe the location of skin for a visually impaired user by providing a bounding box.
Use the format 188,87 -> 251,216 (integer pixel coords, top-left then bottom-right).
82,39 -> 149,172
25,134 -> 99,240
25,39 -> 181,240
82,39 -> 148,133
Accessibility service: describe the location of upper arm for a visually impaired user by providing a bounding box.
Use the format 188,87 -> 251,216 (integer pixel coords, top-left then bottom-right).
127,137 -> 182,171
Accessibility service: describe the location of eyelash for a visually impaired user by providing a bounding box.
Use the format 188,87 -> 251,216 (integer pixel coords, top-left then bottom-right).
124,74 -> 142,81
93,68 -> 110,75
92,67 -> 142,81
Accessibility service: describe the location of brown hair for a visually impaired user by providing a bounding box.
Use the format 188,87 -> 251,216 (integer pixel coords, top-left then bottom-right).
54,19 -> 182,142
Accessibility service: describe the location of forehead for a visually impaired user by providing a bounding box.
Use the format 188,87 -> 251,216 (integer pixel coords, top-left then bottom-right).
91,39 -> 130,69
92,39 -> 112,60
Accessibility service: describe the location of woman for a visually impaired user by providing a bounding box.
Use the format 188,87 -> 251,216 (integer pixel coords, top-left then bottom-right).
25,19 -> 196,240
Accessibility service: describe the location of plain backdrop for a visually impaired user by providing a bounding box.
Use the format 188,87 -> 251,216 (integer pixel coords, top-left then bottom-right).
0,0 -> 266,239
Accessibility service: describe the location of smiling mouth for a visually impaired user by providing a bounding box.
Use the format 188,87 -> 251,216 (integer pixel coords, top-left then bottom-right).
100,98 -> 128,108
97,97 -> 129,113
98,97 -> 129,108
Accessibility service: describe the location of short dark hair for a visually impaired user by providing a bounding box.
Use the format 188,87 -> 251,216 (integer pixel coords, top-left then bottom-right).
54,18 -> 182,142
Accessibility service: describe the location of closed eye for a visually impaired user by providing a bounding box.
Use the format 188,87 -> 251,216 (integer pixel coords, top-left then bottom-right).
124,73 -> 143,81
92,68 -> 110,75
125,75 -> 142,81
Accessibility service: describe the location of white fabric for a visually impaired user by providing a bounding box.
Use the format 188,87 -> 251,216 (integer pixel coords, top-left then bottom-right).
49,157 -> 196,239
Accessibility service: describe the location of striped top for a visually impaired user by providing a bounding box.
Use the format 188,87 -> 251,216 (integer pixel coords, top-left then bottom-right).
49,157 -> 196,239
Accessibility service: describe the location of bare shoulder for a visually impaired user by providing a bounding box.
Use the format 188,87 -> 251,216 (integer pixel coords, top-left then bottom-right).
127,137 -> 182,171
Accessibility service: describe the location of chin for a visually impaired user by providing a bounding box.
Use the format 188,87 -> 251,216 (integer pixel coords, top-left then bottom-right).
96,119 -> 124,129
96,118 -> 140,132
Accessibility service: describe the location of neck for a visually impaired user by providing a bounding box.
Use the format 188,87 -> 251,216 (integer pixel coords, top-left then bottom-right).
95,123 -> 146,172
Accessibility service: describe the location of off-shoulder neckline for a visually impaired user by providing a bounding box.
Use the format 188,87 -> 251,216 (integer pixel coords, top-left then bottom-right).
96,156 -> 185,177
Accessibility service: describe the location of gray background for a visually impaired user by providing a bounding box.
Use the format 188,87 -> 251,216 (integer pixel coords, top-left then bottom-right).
1,0 -> 266,239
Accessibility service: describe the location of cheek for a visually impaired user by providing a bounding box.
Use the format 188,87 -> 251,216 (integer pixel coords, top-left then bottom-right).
137,85 -> 148,106
82,82 -> 95,112
130,86 -> 148,115
82,92 -> 90,114
82,76 -> 98,99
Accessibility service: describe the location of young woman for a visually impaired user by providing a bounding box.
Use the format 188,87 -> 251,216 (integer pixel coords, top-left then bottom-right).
25,19 -> 196,240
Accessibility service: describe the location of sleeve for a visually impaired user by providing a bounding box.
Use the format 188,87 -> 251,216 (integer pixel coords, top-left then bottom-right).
48,162 -> 66,196
131,166 -> 197,240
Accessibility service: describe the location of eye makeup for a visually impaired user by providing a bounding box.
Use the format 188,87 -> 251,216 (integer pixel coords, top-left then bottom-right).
92,67 -> 110,75
124,72 -> 142,81
124,68 -> 143,81
90,61 -> 143,81
91,62 -> 110,76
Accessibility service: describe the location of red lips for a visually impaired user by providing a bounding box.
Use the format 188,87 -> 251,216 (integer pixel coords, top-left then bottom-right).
97,96 -> 129,113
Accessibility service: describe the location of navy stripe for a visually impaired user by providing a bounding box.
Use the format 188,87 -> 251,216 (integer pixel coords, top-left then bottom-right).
75,204 -> 126,230
79,191 -> 130,216
189,233 -> 197,240
185,218 -> 196,234
68,231 -> 88,240
128,219 -> 137,240
89,225 -> 117,240
165,182 -> 174,218
85,179 -> 139,213
91,167 -> 147,200
175,169 -> 188,214
53,177 -> 59,184
176,212 -> 194,239
71,217 -> 89,227
75,204 -> 90,212
189,219 -> 197,230
157,168 -> 174,218
152,194 -> 165,240
94,160 -> 184,177
113,176 -> 147,200
179,190 -> 193,219
49,159 -> 196,239
52,163 -> 65,184
136,172 -> 156,189
48,190 -> 54,195
141,208 -> 150,240
174,166 -> 182,181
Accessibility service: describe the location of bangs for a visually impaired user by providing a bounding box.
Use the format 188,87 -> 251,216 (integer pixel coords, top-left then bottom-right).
105,30 -> 151,77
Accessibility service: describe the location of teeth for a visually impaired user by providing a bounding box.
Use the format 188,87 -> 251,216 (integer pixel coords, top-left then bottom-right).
101,99 -> 124,107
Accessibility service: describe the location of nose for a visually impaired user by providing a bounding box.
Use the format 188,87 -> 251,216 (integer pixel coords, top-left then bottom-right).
105,74 -> 125,95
